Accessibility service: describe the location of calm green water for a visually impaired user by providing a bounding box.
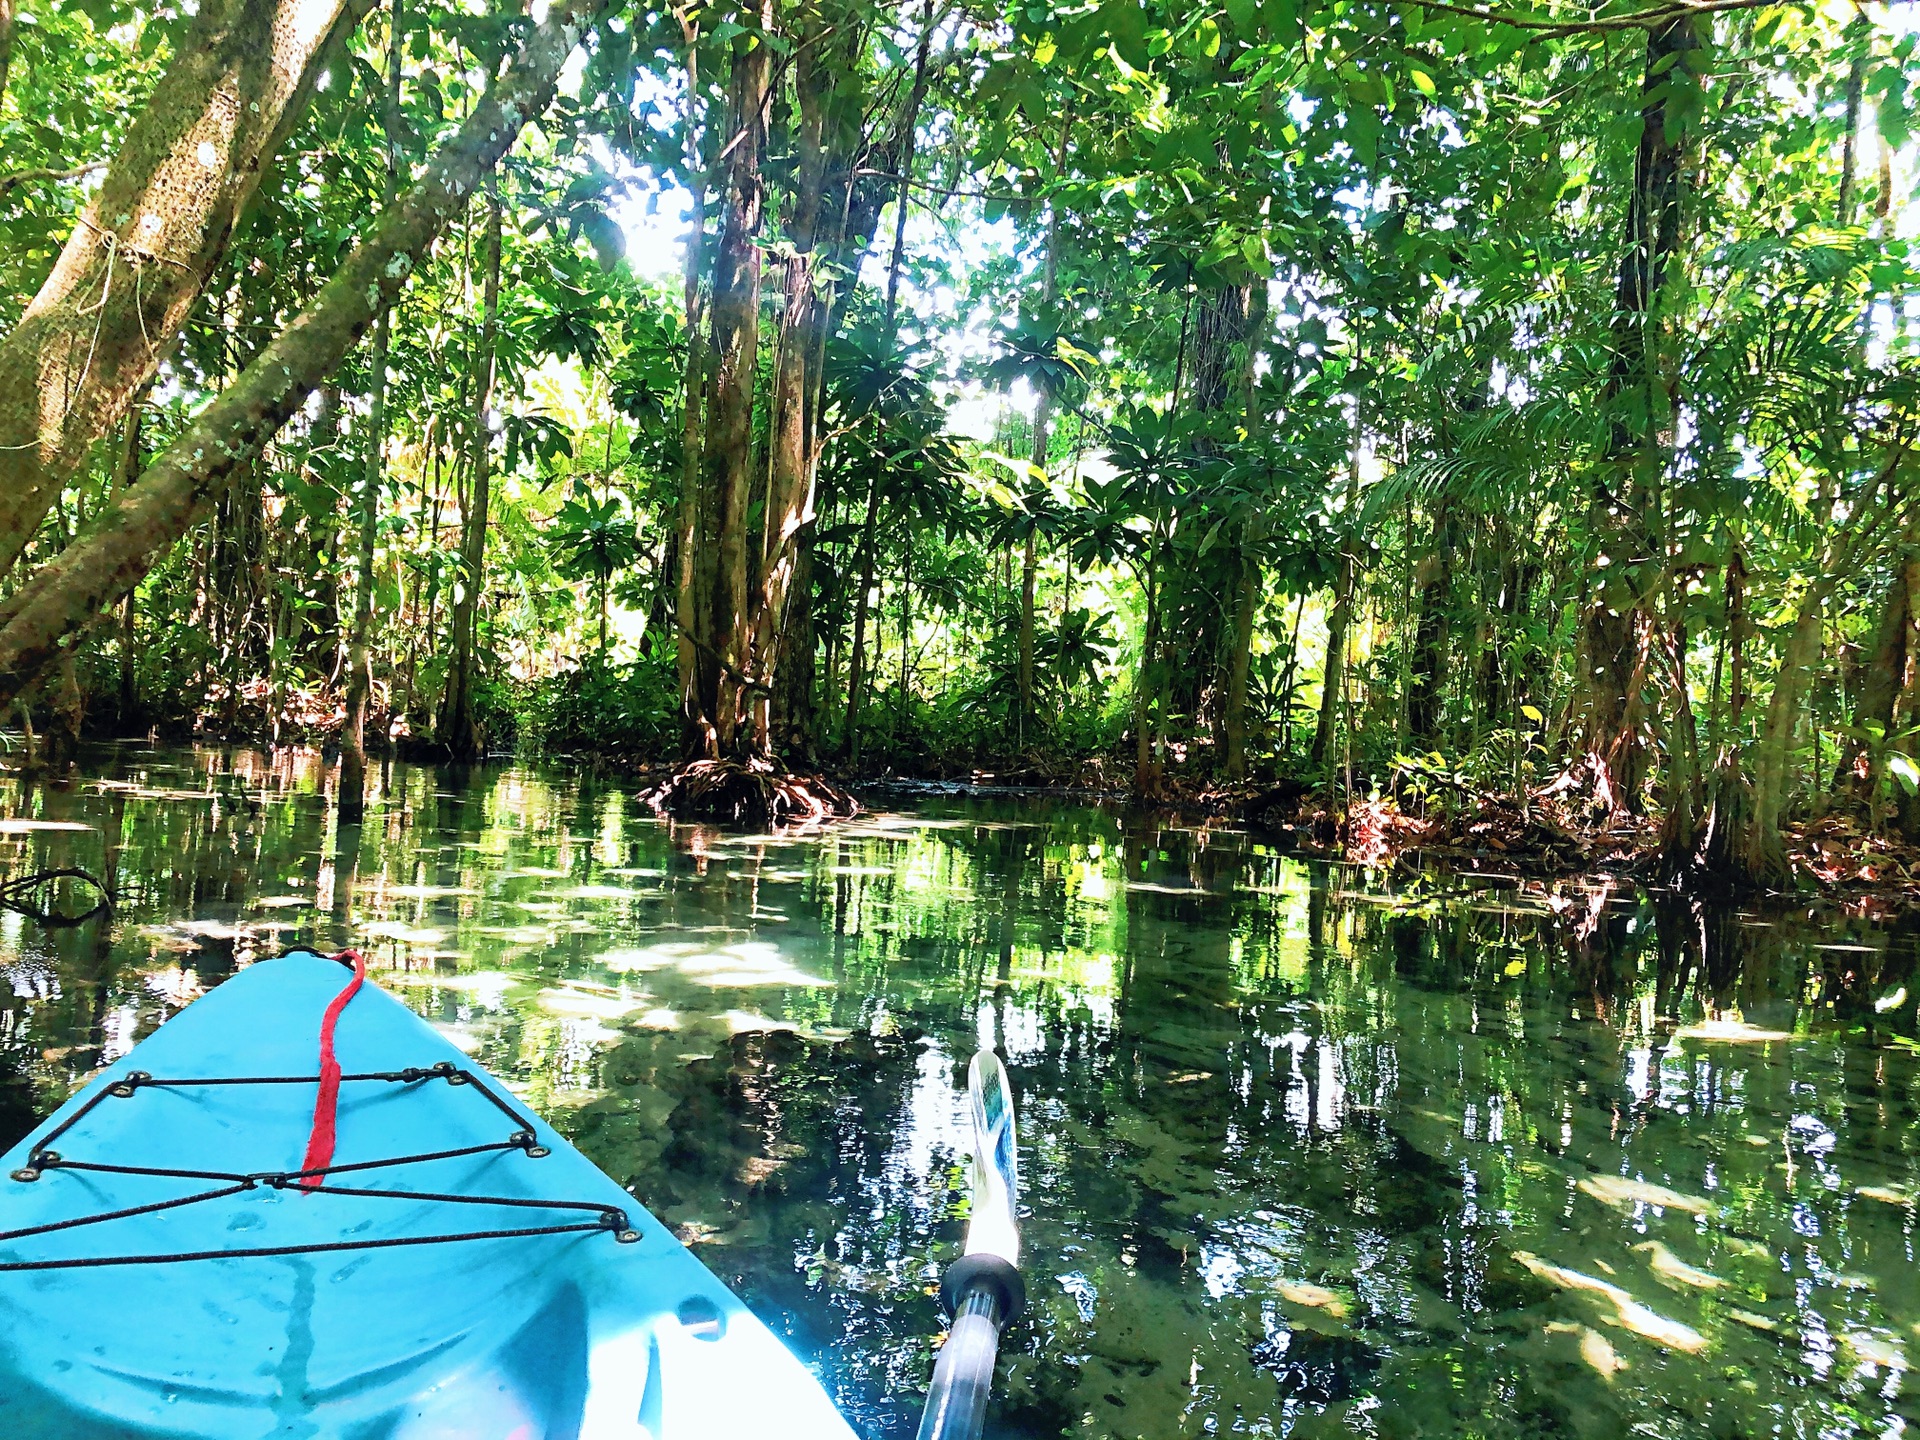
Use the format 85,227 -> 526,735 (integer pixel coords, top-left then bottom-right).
2,745 -> 1918,1439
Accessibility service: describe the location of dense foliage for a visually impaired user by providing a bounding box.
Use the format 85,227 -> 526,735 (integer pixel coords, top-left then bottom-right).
1,0 -> 1918,877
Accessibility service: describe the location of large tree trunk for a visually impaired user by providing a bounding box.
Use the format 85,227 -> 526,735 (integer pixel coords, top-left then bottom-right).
0,0 -> 616,707
0,0 -> 370,574
437,177 -> 502,761
746,8 -> 829,755
672,8 -> 711,756
339,0 -> 404,820
684,1 -> 773,760
1576,15 -> 1699,814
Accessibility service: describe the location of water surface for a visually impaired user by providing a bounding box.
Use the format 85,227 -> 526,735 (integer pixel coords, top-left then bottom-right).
2,745 -> 1917,1439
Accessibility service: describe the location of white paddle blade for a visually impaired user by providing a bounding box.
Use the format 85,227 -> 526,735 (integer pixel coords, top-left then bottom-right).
962,1050 -> 1019,1267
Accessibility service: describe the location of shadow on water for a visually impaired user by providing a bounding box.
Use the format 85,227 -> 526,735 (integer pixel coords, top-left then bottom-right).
1,744 -> 1918,1439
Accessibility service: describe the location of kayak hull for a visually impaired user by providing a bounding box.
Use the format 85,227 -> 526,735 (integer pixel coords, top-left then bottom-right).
0,951 -> 857,1440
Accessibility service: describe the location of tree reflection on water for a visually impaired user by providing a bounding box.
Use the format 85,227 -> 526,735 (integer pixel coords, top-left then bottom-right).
1,744 -> 1916,1439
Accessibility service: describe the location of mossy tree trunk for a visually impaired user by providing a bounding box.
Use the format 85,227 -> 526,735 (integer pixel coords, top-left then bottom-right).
1576,15 -> 1699,815
0,0 -> 370,575
0,0 -> 619,708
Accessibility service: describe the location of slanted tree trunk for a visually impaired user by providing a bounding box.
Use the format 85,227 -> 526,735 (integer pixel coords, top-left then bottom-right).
437,177 -> 502,760
340,0 -> 405,821
0,0 -> 370,574
0,0 -> 617,707
1576,15 -> 1699,814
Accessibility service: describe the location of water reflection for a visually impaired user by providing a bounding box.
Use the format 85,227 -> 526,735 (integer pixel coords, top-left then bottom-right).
1,745 -> 1918,1439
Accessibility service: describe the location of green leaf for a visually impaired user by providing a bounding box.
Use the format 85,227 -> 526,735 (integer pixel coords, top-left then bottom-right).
1890,753 -> 1920,796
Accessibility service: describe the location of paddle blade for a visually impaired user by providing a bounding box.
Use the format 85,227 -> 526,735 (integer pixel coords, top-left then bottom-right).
962,1050 -> 1019,1267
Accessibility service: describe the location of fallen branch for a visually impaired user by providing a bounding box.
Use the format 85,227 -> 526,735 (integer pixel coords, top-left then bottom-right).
0,866 -> 113,926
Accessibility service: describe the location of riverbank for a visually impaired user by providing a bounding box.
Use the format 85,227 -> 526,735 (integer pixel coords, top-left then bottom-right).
64,712 -> 1920,911
858,769 -> 1920,913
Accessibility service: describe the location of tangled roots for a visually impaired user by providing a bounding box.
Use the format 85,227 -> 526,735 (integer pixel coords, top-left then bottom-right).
645,758 -> 859,827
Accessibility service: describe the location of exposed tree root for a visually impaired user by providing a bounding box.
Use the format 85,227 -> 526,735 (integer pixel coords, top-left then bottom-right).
645,758 -> 859,827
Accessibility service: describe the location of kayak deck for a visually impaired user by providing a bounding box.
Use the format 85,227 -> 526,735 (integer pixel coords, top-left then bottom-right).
0,950 -> 858,1440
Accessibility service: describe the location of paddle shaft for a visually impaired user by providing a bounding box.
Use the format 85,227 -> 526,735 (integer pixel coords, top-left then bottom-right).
914,1282 -> 1006,1440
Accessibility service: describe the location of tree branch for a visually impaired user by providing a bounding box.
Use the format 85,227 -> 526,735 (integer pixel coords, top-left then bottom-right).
1392,0 -> 1840,34
0,160 -> 108,198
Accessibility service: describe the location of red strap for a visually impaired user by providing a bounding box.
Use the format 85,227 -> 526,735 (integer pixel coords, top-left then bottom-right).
298,949 -> 365,1190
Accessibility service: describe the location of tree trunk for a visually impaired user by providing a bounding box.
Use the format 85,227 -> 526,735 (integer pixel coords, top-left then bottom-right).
899,536 -> 912,737
673,8 -> 711,756
880,0 -> 934,331
842,476 -> 881,766
116,405 -> 144,722
1741,585 -> 1829,885
1310,388 -> 1365,778
1657,607 -> 1701,867
0,0 -> 14,116
1576,14 -> 1699,813
1406,500 -> 1455,748
1134,548 -> 1159,797
1894,556 -> 1920,840
1836,536 -> 1916,797
1018,526 -> 1039,747
1311,573 -> 1351,778
437,177 -> 502,761
774,532 -> 817,762
684,1 -> 773,760
1017,232 -> 1063,748
0,0 -> 616,708
747,8 -> 829,755
1222,280 -> 1269,781
303,382 -> 342,669
340,0 -> 404,820
0,0 -> 371,574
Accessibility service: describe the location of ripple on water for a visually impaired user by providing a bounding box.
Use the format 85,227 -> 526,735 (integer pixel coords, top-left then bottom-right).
3,745 -> 1919,1440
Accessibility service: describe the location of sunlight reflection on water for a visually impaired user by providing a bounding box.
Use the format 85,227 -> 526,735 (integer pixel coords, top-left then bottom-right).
0,744 -> 1917,1439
